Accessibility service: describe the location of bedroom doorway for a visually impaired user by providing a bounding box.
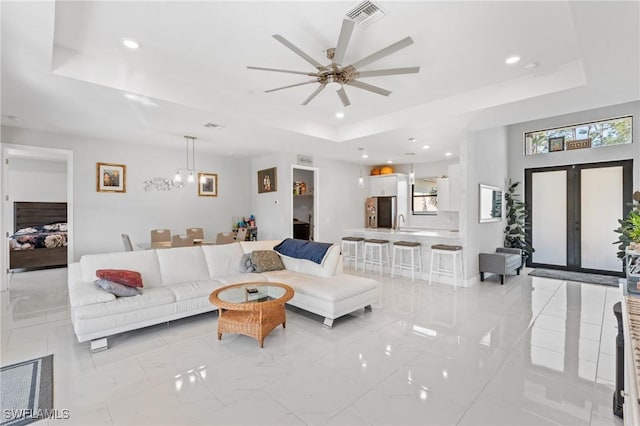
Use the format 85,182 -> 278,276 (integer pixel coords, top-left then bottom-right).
291,165 -> 319,241
0,144 -> 74,290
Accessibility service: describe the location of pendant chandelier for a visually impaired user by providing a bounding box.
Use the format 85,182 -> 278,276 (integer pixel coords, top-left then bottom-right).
174,135 -> 206,184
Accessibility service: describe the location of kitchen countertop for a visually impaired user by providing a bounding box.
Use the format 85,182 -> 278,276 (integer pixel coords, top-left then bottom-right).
345,228 -> 460,239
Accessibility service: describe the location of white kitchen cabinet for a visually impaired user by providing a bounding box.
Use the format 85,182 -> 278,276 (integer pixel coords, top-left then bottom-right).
369,175 -> 398,196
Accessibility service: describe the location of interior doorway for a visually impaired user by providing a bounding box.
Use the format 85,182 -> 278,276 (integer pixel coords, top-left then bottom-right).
1,144 -> 74,290
525,159 -> 633,276
291,165 -> 319,241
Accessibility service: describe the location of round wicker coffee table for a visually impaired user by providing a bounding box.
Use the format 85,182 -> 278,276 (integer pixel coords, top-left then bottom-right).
208,282 -> 294,348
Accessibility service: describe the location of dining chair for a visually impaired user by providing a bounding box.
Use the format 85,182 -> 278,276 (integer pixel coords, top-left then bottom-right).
121,234 -> 134,252
171,234 -> 194,247
151,229 -> 171,243
215,232 -> 236,245
236,228 -> 248,242
186,227 -> 204,240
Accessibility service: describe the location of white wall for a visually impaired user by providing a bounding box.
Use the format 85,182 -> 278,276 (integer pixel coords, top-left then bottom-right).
461,126 -> 509,283
6,157 -> 67,235
507,101 -> 640,189
2,126 -> 252,258
8,158 -> 67,202
252,153 -> 366,245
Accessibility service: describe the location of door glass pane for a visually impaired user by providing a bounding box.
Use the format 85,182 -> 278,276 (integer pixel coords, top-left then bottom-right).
532,170 -> 567,266
580,166 -> 623,272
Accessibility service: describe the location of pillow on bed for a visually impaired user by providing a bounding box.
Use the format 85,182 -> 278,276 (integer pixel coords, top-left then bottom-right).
250,250 -> 284,273
96,269 -> 143,288
94,279 -> 141,297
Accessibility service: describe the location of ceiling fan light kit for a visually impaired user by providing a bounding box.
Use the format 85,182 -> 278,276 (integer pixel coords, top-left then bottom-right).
248,17 -> 420,107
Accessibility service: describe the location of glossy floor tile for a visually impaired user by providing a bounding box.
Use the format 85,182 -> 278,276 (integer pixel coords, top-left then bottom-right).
0,267 -> 625,425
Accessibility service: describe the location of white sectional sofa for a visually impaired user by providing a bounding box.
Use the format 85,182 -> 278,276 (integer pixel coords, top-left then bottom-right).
68,240 -> 378,350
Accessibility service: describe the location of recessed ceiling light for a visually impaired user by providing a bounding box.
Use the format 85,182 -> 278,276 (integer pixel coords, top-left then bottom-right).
336,112 -> 345,119
122,38 -> 140,49
422,145 -> 430,150
445,152 -> 452,156
505,55 -> 520,65
203,122 -> 222,128
362,154 -> 369,159
387,160 -> 393,164
524,62 -> 538,70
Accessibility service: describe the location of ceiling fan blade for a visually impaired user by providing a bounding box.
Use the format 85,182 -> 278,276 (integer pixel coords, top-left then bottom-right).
273,35 -> 325,70
333,19 -> 355,66
265,80 -> 318,93
345,80 -> 391,96
356,66 -> 420,78
247,66 -> 319,76
301,85 -> 326,105
350,37 -> 414,70
336,87 -> 351,107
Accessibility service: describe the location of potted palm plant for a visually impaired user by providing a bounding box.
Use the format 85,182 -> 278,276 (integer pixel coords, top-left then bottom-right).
504,180 -> 535,261
614,191 -> 640,261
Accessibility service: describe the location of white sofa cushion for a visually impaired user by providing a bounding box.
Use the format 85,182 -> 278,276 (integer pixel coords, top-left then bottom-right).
156,246 -> 210,285
261,270 -> 317,286
216,273 -> 269,285
201,243 -> 245,278
167,279 -> 223,302
286,274 -> 378,302
296,245 -> 341,278
278,254 -> 301,272
239,240 -> 282,254
69,283 -> 116,307
74,287 -> 176,319
80,250 -> 162,287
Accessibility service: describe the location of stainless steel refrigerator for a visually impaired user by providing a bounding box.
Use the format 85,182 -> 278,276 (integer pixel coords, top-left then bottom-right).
365,196 -> 397,229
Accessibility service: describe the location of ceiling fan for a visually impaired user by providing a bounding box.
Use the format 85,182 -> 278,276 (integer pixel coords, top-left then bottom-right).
247,19 -> 420,107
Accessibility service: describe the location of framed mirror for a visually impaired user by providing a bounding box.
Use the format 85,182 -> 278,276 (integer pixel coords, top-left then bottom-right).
479,184 -> 503,223
412,177 -> 438,215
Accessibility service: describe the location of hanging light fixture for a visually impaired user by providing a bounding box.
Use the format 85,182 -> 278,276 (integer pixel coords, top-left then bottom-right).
173,135 -> 200,184
409,162 -> 415,185
357,148 -> 366,188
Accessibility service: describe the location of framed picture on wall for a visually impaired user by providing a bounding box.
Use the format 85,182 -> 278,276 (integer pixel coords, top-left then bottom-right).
198,172 -> 218,197
96,162 -> 126,193
548,136 -> 565,152
257,167 -> 277,193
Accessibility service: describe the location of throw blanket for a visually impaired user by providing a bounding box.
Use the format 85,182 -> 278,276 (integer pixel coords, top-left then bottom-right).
274,238 -> 332,265
10,223 -> 68,250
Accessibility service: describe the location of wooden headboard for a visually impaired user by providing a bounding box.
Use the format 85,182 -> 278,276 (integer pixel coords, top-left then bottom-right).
14,202 -> 67,231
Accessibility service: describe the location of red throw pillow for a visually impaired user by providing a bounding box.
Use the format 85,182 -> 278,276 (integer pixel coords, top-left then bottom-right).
96,269 -> 143,288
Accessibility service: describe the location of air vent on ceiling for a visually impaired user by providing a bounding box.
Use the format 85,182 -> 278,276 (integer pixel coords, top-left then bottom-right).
345,0 -> 385,27
203,122 -> 222,129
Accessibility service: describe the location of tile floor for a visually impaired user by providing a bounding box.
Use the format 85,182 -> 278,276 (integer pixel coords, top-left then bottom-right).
0,267 -> 625,426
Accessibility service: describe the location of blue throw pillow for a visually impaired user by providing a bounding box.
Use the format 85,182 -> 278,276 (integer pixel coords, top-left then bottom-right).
273,238 -> 333,264
94,279 -> 141,297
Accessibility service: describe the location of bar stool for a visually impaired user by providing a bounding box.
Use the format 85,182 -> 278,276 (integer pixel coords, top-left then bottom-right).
429,244 -> 464,290
364,239 -> 390,276
341,237 -> 365,271
391,241 -> 422,282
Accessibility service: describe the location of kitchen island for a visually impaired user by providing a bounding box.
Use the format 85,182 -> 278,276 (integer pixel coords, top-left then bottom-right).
343,227 -> 465,286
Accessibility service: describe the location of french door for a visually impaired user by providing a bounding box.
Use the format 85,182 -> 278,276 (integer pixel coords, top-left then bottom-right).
525,159 -> 633,276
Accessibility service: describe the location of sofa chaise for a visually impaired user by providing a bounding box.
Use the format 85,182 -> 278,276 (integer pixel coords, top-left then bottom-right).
68,240 -> 378,351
